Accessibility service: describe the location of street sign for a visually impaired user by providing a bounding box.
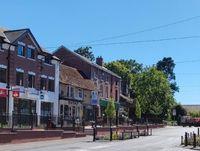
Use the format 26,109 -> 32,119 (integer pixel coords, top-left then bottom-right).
172,109 -> 176,116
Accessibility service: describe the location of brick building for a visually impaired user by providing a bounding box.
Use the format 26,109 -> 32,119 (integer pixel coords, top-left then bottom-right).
59,65 -> 95,125
53,46 -> 121,119
0,28 -> 60,126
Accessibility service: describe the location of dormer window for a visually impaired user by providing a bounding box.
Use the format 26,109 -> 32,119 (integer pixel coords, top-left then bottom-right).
17,45 -> 25,57
27,47 -> 35,59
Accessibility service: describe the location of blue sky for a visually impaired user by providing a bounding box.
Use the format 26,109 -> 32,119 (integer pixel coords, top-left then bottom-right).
1,0 -> 200,104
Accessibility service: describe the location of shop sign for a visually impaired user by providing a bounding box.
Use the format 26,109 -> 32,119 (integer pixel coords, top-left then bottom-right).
91,91 -> 99,105
13,91 -> 20,97
0,88 -> 7,97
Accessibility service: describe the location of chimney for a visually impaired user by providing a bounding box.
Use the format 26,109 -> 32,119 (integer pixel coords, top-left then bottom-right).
96,56 -> 103,66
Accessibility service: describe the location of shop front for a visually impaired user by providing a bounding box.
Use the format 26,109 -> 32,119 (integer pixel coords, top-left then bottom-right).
0,88 -> 8,125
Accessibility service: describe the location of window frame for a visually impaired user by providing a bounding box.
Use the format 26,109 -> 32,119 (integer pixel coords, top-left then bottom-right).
28,74 -> 35,88
17,44 -> 25,57
0,67 -> 7,83
27,47 -> 35,59
16,71 -> 24,86
48,78 -> 55,92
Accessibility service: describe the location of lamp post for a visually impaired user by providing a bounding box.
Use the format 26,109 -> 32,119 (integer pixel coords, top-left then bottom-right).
1,41 -> 15,127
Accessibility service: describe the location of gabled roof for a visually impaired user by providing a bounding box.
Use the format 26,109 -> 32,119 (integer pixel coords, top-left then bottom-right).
60,64 -> 95,91
4,29 -> 27,43
0,28 -> 10,43
3,28 -> 42,52
55,45 -> 121,79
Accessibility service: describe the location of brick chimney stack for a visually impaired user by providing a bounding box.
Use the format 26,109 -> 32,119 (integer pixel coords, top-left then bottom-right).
96,56 -> 103,66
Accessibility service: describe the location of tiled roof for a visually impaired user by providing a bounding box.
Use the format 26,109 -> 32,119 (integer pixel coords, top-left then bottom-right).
182,105 -> 200,113
4,29 -> 27,43
60,64 -> 95,91
0,28 -> 10,43
55,46 -> 121,79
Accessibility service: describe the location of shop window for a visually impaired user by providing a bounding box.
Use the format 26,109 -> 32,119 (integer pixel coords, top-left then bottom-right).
60,105 -> 63,115
28,74 -> 35,88
41,102 -> 52,116
64,105 -> 69,116
27,48 -> 35,59
17,45 -> 25,57
48,79 -> 55,92
16,71 -> 24,86
0,68 -> 6,83
40,77 -> 47,90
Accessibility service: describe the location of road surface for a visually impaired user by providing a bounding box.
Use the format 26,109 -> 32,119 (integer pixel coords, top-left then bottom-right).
0,126 -> 196,151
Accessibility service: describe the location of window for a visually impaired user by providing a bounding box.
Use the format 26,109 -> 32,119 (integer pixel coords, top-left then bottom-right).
17,45 -> 25,56
66,86 -> 70,97
16,71 -> 24,86
28,74 -> 35,88
0,68 -> 6,83
40,77 -> 47,90
48,79 -> 55,92
27,48 -> 35,59
44,56 -> 52,65
70,87 -> 74,98
99,85 -> 103,97
78,89 -> 83,98
105,86 -> 109,98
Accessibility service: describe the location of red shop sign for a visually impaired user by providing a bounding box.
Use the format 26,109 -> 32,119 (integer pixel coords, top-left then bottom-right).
12,91 -> 20,98
0,88 -> 7,97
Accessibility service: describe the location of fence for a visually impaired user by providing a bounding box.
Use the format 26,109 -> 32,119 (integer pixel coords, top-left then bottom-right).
181,128 -> 200,148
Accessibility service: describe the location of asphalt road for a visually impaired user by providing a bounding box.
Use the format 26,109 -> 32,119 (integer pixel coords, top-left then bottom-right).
0,126 -> 197,151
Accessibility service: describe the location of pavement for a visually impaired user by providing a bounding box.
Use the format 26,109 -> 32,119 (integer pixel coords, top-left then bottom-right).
0,126 -> 197,151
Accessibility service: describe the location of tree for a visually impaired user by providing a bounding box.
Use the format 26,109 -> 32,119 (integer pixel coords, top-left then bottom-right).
156,57 -> 179,94
131,67 -> 175,119
105,98 -> 116,141
105,98 -> 116,120
74,46 -> 95,61
135,99 -> 141,119
174,104 -> 187,122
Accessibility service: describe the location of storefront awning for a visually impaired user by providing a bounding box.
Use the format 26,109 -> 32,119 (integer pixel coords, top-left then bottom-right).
99,99 -> 120,109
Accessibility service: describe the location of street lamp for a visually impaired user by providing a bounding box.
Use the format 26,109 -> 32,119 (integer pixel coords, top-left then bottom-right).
1,40 -> 15,127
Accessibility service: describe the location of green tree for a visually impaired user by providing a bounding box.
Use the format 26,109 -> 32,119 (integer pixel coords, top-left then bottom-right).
105,98 -> 116,141
74,46 -> 95,61
105,98 -> 116,119
156,57 -> 179,94
135,99 -> 141,119
131,67 -> 175,119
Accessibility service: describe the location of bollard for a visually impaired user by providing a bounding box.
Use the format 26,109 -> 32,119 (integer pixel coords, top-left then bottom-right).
181,136 -> 184,145
131,132 -> 133,139
185,132 -> 188,146
110,127 -> 113,141
193,133 -> 197,148
93,127 -> 96,142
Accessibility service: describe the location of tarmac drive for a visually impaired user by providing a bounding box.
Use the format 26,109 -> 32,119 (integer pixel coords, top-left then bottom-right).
0,126 -> 197,151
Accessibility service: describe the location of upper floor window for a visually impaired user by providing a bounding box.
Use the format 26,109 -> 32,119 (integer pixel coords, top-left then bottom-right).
44,56 -> 52,65
78,89 -> 83,98
70,87 -> 74,98
105,86 -> 109,98
48,79 -> 55,92
17,45 -> 25,57
66,85 -> 70,97
27,48 -> 35,59
40,77 -> 47,90
16,71 -> 24,86
0,67 -> 7,83
115,81 -> 118,86
28,74 -> 35,88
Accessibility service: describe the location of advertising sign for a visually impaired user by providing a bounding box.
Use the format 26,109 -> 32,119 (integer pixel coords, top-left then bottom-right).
0,88 -> 7,97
